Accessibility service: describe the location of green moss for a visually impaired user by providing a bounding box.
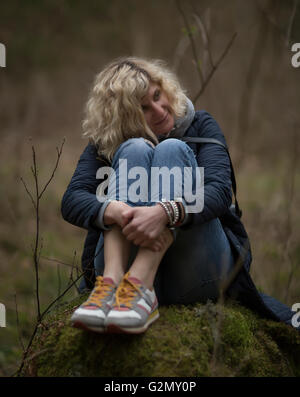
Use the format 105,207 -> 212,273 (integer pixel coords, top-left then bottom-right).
21,296 -> 300,377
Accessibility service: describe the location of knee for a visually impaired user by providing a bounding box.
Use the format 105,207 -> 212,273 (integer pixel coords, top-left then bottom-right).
157,138 -> 184,149
119,137 -> 153,152
112,138 -> 154,166
156,138 -> 191,156
153,139 -> 196,169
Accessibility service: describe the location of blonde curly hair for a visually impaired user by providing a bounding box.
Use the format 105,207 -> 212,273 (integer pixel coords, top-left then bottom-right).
82,57 -> 187,161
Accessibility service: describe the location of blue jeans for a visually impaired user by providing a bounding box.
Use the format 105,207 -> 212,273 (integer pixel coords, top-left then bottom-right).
94,138 -> 234,305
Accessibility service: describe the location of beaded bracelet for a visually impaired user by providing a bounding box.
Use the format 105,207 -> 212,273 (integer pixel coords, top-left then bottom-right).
158,201 -> 173,225
174,201 -> 186,227
169,200 -> 180,226
158,200 -> 186,228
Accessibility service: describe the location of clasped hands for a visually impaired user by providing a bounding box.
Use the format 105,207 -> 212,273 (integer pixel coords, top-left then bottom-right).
103,201 -> 173,252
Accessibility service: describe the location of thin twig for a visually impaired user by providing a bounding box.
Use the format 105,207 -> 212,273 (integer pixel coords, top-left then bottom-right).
16,269 -> 85,377
219,239 -> 251,297
30,145 -> 42,322
193,13 -> 214,76
39,139 -> 65,199
57,263 -> 61,298
19,177 -> 36,210
16,322 -> 40,377
21,140 -> 66,323
176,0 -> 204,85
17,139 -> 67,375
209,238 -> 250,374
24,347 -> 54,364
286,0 -> 298,47
283,125 -> 298,302
75,251 -> 81,294
193,32 -> 237,103
37,237 -> 43,266
41,271 -> 84,322
14,294 -> 25,353
40,255 -> 79,269
67,251 -> 80,294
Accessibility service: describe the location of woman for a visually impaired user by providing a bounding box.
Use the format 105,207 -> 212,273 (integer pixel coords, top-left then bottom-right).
62,57 -> 298,334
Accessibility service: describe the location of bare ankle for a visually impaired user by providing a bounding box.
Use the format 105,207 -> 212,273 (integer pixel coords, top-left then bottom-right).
128,271 -> 153,291
103,271 -> 123,286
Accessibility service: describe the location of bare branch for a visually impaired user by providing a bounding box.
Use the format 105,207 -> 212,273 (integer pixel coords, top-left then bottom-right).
40,255 -> 79,269
193,32 -> 237,104
57,263 -> 61,298
41,271 -> 84,320
32,146 -> 39,199
209,238 -> 250,375
16,268 -> 86,377
286,0 -> 298,47
176,0 -> 204,85
14,293 -> 25,353
20,177 -> 36,210
16,322 -> 39,377
24,348 -> 54,365
37,237 -> 43,265
193,12 -> 214,75
16,139 -> 66,375
283,124 -> 298,302
39,138 -> 65,199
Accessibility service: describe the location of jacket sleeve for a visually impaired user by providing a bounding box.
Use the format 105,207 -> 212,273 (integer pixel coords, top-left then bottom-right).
185,111 -> 232,227
61,143 -> 107,231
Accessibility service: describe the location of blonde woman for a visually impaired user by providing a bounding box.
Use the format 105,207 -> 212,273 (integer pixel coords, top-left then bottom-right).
62,57 -> 296,334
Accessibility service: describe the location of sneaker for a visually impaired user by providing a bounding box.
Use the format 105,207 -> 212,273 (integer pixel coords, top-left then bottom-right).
70,276 -> 117,333
105,272 -> 159,334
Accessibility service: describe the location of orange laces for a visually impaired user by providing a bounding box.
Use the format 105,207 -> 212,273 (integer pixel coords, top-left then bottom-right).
115,273 -> 141,308
83,276 -> 114,307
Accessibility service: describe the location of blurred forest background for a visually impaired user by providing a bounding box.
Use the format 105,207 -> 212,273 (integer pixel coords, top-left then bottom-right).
0,0 -> 300,376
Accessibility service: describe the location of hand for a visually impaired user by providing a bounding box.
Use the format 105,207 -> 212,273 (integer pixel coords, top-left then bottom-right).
103,201 -> 133,228
121,204 -> 169,246
139,227 -> 174,252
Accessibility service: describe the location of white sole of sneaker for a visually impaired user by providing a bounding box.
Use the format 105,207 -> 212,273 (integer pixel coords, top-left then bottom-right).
106,310 -> 160,334
72,320 -> 105,334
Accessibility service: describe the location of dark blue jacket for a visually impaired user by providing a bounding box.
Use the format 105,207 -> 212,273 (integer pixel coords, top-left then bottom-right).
61,110 -> 299,330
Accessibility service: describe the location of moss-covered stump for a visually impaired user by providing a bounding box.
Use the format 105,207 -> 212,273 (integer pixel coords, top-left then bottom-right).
21,294 -> 300,377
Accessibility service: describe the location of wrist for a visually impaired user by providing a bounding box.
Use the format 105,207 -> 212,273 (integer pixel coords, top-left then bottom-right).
103,200 -> 118,225
155,203 -> 169,225
157,200 -> 186,228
